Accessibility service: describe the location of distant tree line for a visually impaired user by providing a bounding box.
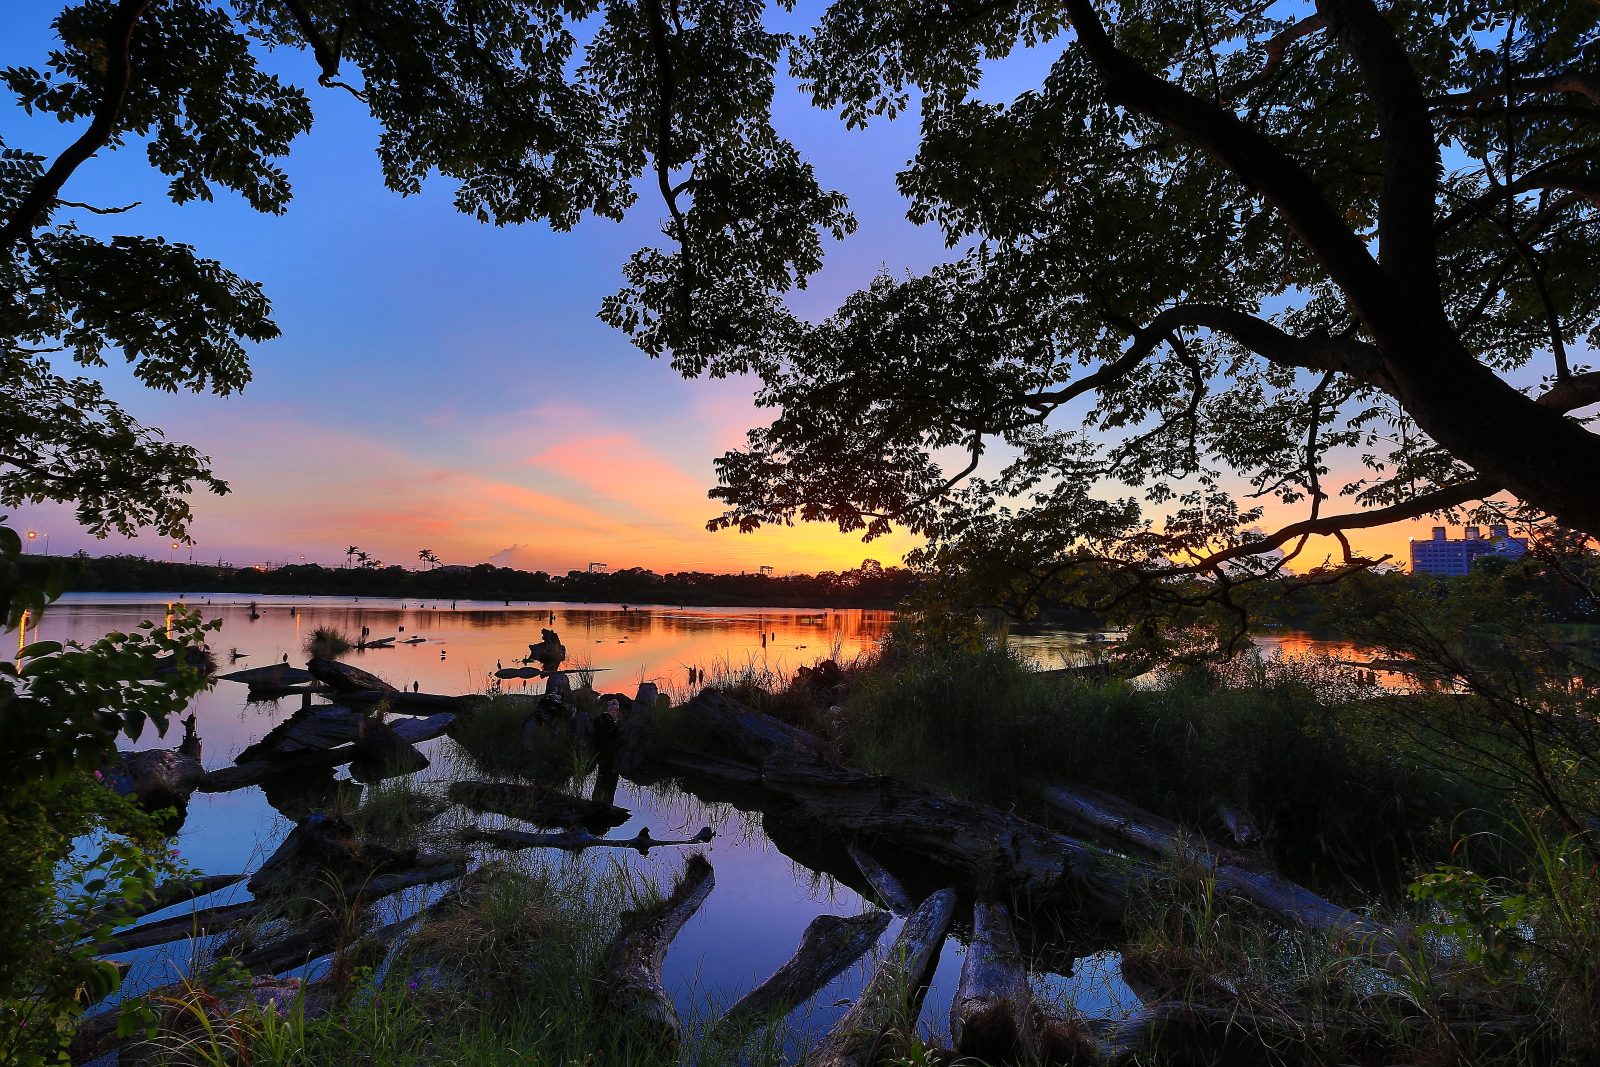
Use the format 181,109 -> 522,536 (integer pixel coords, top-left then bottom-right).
65,555 -> 920,608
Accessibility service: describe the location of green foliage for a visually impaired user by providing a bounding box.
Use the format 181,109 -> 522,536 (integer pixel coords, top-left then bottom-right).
842,642 -> 1498,880
1410,865 -> 1533,981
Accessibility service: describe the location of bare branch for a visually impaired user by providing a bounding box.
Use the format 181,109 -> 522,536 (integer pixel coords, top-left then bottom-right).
1431,70 -> 1600,110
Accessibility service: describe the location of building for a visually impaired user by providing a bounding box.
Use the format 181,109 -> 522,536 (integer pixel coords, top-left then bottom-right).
1409,525 -> 1528,575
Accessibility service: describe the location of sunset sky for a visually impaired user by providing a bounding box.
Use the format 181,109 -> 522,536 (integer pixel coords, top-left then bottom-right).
3,3 -> 1456,576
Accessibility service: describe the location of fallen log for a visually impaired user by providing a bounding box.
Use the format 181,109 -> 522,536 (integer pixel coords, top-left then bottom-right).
246,813 -> 419,898
341,690 -> 476,712
82,874 -> 246,932
679,690 -> 825,764
655,747 -> 765,789
99,901 -> 263,954
220,665 -> 315,686
950,900 -> 1036,1065
1218,802 -> 1264,848
196,745 -> 358,792
448,780 -> 630,831
105,748 -> 206,811
349,717 -> 429,782
236,708 -> 366,763
232,916 -> 360,976
845,844 -> 917,917
600,854 -> 715,1047
307,657 -> 397,693
1038,783 -> 1404,960
465,826 -> 714,853
804,887 -> 957,1067
715,911 -> 892,1035
389,712 -> 455,744
761,755 -> 1126,920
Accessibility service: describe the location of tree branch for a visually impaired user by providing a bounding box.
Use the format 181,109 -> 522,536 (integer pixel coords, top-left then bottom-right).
1316,0 -> 1444,322
1431,70 -> 1600,110
1218,14 -> 1326,106
0,0 -> 149,252
641,0 -> 692,324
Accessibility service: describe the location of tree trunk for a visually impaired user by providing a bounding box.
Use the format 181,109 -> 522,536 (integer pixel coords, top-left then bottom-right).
349,715 -> 429,782
197,744 -> 359,792
246,813 -> 418,898
98,901 -> 264,954
950,900 -> 1037,1065
715,910 -> 892,1036
306,657 -> 397,692
845,844 -> 916,917
803,887 -> 956,1067
236,707 -> 366,763
599,853 -> 716,1047
82,873 -> 244,930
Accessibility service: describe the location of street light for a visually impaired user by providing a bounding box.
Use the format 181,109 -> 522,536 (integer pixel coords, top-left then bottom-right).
25,531 -> 36,554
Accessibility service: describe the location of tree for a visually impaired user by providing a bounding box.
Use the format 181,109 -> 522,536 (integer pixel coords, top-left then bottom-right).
418,548 -> 440,570
6,0 -> 1598,634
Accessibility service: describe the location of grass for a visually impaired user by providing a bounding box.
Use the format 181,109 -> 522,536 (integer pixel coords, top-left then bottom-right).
304,627 -> 352,657
837,642 -> 1506,886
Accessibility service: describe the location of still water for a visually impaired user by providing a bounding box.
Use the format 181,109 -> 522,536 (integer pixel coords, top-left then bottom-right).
36,592 -> 1143,1047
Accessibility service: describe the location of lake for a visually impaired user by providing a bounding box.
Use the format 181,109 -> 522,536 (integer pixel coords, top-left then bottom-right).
36,592 -> 1151,1054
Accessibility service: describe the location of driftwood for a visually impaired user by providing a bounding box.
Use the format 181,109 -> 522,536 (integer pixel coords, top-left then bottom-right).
1218,802 -> 1264,848
761,755 -> 1125,919
1037,783 -> 1403,959
99,901 -> 264,954
246,813 -> 419,898
465,825 -> 714,853
307,657 -> 397,693
845,844 -> 916,917
656,747 -> 764,789
82,874 -> 245,931
715,911 -> 892,1035
600,854 -> 715,1046
804,887 -> 957,1067
349,717 -> 429,781
231,915 -> 361,976
197,745 -> 358,792
449,780 -> 630,830
106,748 -> 205,810
221,665 -> 315,686
236,708 -> 366,763
950,900 -> 1037,1065
679,690 -> 824,763
342,690 -> 475,712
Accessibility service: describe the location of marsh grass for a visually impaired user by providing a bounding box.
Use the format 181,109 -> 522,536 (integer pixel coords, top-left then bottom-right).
304,627 -> 352,657
840,643 -> 1503,882
138,855 -> 777,1067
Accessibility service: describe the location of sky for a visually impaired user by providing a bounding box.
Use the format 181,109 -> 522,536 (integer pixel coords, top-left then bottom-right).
2,2 -> 1477,576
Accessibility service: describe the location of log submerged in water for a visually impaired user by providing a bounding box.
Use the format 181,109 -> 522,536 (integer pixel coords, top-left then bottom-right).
845,844 -> 916,917
465,825 -> 713,854
1037,782 -> 1404,960
600,853 -> 716,1047
715,910 -> 892,1036
81,874 -> 245,932
449,779 -> 630,830
99,901 -> 263,954
804,887 -> 957,1067
950,900 -> 1037,1065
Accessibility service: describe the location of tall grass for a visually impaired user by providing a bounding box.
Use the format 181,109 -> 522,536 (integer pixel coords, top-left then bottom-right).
840,643 -> 1503,883
303,628 -> 352,657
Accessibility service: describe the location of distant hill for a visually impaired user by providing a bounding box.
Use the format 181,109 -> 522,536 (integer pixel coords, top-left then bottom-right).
65,555 -> 919,609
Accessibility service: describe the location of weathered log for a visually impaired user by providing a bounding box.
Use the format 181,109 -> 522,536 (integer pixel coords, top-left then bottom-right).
349,717 -> 429,782
82,874 -> 245,932
600,854 -> 715,1046
804,887 -> 957,1067
845,844 -> 917,917
342,690 -> 475,712
389,712 -> 455,744
762,755 -> 1126,920
1038,783 -> 1403,959
99,901 -> 264,954
631,682 -> 659,716
1218,802 -> 1264,848
448,780 -> 630,830
679,689 -> 824,764
236,707 -> 367,763
715,911 -> 892,1035
465,825 -> 714,853
106,748 -> 206,810
220,665 -> 315,686
306,657 -> 397,693
233,916 -> 358,976
247,813 -> 419,899
569,711 -> 596,759
613,696 -> 656,778
196,745 -> 358,792
950,900 -> 1037,1065
656,747 -> 765,789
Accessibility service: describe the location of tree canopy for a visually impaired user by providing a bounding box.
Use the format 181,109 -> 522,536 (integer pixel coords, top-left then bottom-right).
2,0 -> 1597,629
